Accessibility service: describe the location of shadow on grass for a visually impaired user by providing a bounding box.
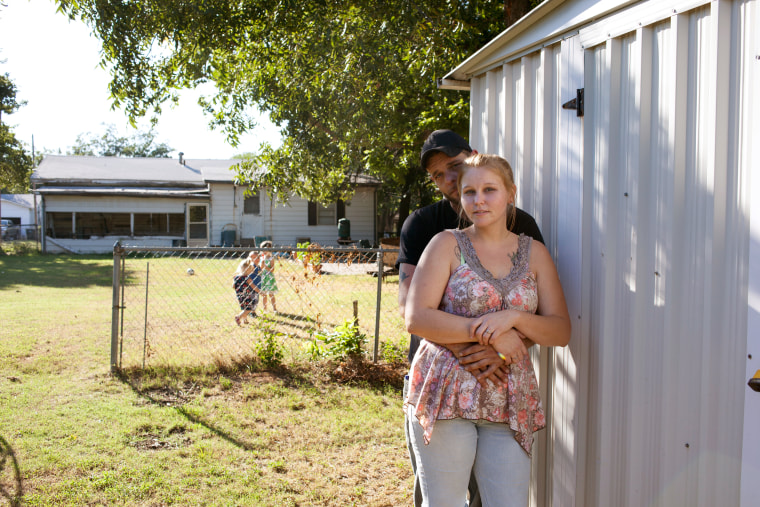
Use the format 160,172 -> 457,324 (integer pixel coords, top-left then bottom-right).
0,254 -> 114,290
113,358 -> 405,450
0,435 -> 23,507
113,363 -> 321,452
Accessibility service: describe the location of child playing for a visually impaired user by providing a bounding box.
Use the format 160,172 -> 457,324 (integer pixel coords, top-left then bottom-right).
258,241 -> 279,312
233,251 -> 262,326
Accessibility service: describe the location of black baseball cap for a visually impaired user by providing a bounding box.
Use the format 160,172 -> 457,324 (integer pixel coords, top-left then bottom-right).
420,129 -> 472,171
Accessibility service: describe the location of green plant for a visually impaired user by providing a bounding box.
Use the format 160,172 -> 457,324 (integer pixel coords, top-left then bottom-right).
295,241 -> 322,273
253,316 -> 285,367
380,339 -> 407,366
219,376 -> 233,391
306,319 -> 367,360
0,240 -> 39,256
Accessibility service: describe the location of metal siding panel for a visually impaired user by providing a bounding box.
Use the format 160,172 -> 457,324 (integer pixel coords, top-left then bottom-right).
706,2 -> 744,505
485,70 -> 500,152
536,43 -> 563,507
514,59 -> 526,199
690,9 -> 720,506
741,1 -> 760,506
495,66 -> 506,154
584,41 -> 609,507
651,16 -> 692,507
502,63 -> 515,159
470,75 -> 485,149
553,34 -> 584,507
521,56 -> 536,215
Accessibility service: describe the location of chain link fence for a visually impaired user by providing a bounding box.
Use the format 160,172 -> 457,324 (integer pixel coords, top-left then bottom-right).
0,225 -> 41,253
110,243 -> 404,370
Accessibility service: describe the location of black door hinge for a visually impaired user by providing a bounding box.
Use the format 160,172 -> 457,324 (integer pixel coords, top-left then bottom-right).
562,88 -> 584,117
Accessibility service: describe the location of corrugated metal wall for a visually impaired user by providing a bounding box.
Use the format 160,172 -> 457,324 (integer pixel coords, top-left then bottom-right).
466,1 -> 756,506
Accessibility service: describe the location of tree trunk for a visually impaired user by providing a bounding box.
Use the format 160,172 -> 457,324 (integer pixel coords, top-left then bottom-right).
504,0 -> 533,27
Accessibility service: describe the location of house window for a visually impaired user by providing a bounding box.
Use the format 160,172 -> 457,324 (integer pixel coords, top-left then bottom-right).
168,214 -> 185,236
317,203 -> 336,225
244,193 -> 260,215
134,213 -> 167,236
46,212 -> 74,238
133,213 -> 184,236
308,200 -> 346,226
76,213 -> 131,238
46,211 -> 185,238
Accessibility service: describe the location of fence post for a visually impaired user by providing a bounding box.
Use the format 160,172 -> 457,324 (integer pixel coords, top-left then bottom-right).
373,248 -> 384,363
111,242 -> 123,373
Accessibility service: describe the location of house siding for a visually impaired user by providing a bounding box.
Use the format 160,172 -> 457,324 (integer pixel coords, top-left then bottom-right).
263,188 -> 376,246
208,183 -> 235,246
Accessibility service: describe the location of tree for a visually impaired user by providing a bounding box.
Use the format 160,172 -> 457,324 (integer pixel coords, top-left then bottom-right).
57,1 -> 542,232
0,72 -> 33,193
69,124 -> 173,158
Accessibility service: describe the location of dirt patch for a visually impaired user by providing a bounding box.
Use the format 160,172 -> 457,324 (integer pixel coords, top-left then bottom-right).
130,435 -> 193,451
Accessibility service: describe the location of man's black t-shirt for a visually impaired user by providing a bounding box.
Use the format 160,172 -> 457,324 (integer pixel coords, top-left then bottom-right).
398,198 -> 544,362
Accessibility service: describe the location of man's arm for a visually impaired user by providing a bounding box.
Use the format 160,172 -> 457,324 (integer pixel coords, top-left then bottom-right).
401,261 -> 508,385
397,263 -> 416,319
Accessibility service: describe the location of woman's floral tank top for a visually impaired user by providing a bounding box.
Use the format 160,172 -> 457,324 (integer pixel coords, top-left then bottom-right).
404,229 -> 546,455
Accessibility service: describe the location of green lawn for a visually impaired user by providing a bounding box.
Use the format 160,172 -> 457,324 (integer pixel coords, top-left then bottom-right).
0,253 -> 412,506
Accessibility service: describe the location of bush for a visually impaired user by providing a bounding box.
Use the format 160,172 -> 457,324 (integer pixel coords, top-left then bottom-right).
253,316 -> 285,367
379,339 -> 407,366
306,319 -> 367,360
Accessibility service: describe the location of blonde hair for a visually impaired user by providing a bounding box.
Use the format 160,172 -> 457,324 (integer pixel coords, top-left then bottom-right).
457,153 -> 517,231
234,252 -> 258,277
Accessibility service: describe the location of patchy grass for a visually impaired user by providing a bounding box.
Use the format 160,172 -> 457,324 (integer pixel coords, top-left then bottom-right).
112,253 -> 406,370
0,254 -> 412,506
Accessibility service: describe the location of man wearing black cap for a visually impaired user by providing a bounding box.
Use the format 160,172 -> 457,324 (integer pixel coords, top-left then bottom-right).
398,129 -> 544,507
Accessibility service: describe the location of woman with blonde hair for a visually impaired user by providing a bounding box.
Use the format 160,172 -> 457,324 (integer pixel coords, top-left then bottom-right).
404,153 -> 571,506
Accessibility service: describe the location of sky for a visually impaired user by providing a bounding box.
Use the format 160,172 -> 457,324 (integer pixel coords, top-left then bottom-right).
0,0 -> 282,160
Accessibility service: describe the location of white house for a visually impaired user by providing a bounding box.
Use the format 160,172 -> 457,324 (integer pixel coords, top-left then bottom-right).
32,155 -> 380,254
440,0 -> 758,506
0,193 -> 40,239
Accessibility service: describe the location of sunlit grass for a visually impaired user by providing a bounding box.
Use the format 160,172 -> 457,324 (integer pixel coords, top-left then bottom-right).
0,253 -> 412,506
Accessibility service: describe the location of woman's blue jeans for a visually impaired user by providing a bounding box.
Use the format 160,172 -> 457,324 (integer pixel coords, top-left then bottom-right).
407,405 -> 531,507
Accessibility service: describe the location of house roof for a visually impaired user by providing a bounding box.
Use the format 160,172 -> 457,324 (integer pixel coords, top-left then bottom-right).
32,155 -> 382,188
34,187 -> 211,199
1,194 -> 37,209
32,155 -> 223,188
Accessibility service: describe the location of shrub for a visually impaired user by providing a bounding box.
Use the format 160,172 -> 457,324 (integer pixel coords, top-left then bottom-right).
253,316 -> 285,367
305,319 -> 367,360
379,339 -> 406,366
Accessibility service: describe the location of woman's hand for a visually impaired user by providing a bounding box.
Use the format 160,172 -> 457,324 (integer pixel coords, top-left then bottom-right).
470,309 -> 518,346
470,313 -> 526,365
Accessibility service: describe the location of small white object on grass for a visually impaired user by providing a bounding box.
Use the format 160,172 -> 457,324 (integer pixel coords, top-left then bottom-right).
186,268 -> 195,275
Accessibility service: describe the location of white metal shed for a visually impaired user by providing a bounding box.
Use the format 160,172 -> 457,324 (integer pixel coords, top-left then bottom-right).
441,0 -> 758,505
